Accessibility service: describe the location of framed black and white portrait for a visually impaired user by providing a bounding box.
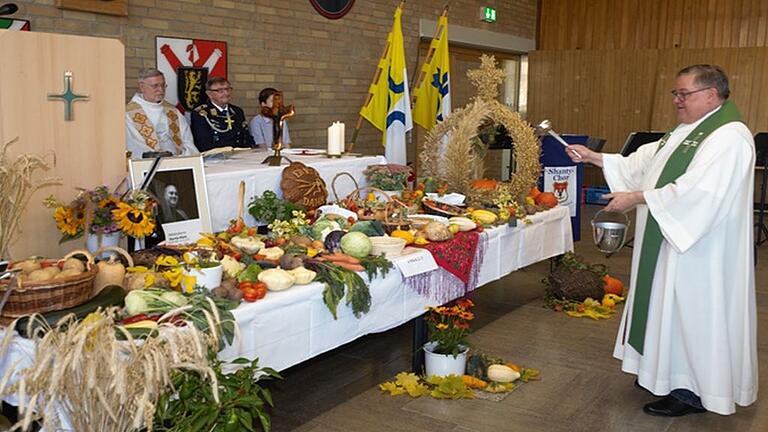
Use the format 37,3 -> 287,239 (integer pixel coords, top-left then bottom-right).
129,155 -> 211,245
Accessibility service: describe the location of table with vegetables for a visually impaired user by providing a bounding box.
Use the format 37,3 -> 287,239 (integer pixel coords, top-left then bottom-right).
0,163 -> 572,427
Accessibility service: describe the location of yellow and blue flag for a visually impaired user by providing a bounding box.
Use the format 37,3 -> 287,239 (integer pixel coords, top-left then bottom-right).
359,4 -> 412,165
412,15 -> 451,130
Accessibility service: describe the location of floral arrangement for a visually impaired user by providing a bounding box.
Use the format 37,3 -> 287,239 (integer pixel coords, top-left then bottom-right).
425,298 -> 475,357
45,186 -> 156,241
364,164 -> 411,191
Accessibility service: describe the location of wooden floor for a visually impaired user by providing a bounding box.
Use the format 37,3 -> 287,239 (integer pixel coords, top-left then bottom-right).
268,205 -> 768,432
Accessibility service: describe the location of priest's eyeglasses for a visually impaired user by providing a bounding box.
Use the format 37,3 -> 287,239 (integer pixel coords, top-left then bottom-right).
670,87 -> 712,101
209,87 -> 233,93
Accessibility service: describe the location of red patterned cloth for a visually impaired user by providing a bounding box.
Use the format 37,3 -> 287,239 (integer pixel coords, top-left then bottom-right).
416,231 -> 480,285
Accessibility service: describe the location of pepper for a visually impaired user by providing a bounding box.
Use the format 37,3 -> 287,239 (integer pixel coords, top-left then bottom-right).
121,313 -> 150,325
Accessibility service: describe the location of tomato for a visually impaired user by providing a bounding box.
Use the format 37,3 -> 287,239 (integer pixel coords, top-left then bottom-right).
242,287 -> 259,302
247,228 -> 256,236
253,282 -> 267,299
347,216 -> 356,224
238,281 -> 254,291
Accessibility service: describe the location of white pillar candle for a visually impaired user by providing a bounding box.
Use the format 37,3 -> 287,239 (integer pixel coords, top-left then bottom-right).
327,122 -> 344,156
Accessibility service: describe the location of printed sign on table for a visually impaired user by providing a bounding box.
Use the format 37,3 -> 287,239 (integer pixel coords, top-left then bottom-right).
543,166 -> 577,216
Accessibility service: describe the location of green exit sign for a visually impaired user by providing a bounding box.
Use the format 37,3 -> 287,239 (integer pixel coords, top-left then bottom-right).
481,6 -> 496,23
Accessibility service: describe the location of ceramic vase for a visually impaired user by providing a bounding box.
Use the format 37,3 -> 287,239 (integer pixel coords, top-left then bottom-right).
183,264 -> 223,291
86,232 -> 121,258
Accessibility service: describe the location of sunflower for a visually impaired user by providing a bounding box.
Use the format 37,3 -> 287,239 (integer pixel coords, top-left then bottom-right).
112,202 -> 155,238
53,206 -> 84,236
98,196 -> 121,210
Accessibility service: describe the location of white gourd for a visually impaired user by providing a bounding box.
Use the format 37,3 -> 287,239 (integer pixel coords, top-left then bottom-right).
487,364 -> 521,383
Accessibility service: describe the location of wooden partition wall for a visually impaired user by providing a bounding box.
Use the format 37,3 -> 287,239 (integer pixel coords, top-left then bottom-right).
538,0 -> 768,50
528,47 -> 768,185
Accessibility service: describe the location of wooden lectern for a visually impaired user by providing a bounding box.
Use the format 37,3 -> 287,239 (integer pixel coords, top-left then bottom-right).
0,30 -> 126,259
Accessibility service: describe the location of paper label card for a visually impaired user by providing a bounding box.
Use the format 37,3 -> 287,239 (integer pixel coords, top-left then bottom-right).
392,248 -> 438,277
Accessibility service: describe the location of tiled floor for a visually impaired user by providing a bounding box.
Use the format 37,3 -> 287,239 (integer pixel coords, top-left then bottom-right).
269,205 -> 768,431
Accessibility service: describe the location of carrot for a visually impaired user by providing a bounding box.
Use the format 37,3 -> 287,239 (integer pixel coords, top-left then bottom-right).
324,252 -> 361,265
334,262 -> 365,272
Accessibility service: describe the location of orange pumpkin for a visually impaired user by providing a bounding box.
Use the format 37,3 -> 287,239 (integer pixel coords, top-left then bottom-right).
528,186 -> 542,199
603,275 -> 625,295
535,192 -> 558,208
471,178 -> 499,190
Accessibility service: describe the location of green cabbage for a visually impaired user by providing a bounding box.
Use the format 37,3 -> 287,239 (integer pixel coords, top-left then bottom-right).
340,232 -> 373,258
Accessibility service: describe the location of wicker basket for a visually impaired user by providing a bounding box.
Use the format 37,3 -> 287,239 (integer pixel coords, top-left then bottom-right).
547,263 -> 606,302
0,250 -> 98,318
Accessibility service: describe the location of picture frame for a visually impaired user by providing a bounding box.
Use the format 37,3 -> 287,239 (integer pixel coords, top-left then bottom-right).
129,155 -> 212,245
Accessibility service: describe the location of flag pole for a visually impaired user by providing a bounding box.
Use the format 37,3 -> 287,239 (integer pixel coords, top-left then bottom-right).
348,0 -> 406,154
410,3 -> 450,107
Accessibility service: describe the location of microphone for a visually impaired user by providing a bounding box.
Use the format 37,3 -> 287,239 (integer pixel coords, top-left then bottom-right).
0,3 -> 18,16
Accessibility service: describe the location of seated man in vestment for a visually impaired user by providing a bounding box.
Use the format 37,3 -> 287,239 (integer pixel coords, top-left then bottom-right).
125,68 -> 197,158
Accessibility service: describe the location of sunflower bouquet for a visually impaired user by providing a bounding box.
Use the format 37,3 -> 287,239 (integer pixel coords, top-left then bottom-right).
44,186 -> 157,241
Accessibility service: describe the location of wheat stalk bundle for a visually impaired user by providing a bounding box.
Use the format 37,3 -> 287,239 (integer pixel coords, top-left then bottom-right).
0,305 -> 226,432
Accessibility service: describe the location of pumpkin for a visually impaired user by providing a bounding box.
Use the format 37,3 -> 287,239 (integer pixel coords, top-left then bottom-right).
528,186 -> 542,199
535,192 -> 558,209
462,375 -> 488,389
603,275 -> 625,295
471,178 -> 499,190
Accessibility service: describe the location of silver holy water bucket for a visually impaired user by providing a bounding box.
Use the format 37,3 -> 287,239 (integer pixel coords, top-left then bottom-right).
591,210 -> 630,253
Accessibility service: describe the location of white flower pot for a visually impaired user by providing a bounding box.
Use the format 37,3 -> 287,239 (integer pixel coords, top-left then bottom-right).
183,264 -> 223,291
423,341 -> 468,377
86,232 -> 121,258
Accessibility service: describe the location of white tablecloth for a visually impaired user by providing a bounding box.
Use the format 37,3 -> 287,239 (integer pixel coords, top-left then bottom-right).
219,206 -> 573,371
204,150 -> 386,231
0,206 -> 573,428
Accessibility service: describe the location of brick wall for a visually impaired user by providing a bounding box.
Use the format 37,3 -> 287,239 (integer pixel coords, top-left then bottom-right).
16,0 -> 537,157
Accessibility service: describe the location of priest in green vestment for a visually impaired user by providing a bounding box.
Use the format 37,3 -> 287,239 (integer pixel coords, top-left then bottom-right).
567,65 -> 757,416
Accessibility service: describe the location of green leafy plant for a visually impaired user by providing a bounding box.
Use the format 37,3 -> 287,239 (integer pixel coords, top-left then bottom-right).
153,355 -> 281,432
363,164 -> 411,191
248,190 -> 305,225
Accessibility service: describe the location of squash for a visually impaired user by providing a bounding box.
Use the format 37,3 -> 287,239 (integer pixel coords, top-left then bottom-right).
93,246 -> 133,295
448,217 -> 477,232
471,178 -> 499,190
390,229 -> 414,245
470,209 -> 498,225
528,186 -> 542,199
462,375 -> 488,389
534,192 -> 558,209
257,268 -> 295,291
603,275 -> 625,295
288,266 -> 317,285
487,364 -> 521,383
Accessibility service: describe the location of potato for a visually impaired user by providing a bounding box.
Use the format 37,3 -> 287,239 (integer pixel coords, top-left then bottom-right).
16,259 -> 41,275
27,269 -> 52,282
42,266 -> 61,278
62,258 -> 86,273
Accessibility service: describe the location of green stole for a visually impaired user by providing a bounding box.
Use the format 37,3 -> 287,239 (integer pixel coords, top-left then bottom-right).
627,100 -> 743,354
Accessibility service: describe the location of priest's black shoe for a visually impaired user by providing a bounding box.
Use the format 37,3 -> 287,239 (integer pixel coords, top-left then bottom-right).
643,395 -> 707,417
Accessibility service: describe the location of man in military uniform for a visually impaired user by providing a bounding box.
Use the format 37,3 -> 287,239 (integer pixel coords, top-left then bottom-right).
190,77 -> 255,152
